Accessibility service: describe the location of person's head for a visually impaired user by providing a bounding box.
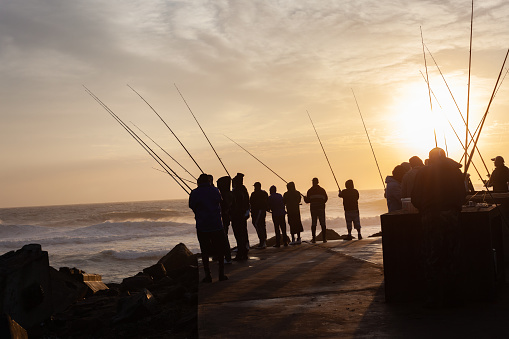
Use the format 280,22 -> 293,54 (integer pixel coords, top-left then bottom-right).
409,156 -> 424,168
216,176 -> 231,191
345,179 -> 354,189
207,174 -> 214,186
197,173 -> 210,186
392,165 -> 407,183
492,156 -> 505,168
400,162 -> 411,173
253,182 -> 261,191
428,147 -> 446,164
312,177 -> 319,186
270,185 -> 277,194
232,176 -> 239,188
287,181 -> 296,191
234,173 -> 245,185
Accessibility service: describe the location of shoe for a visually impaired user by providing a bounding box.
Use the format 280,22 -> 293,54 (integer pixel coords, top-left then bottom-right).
202,275 -> 212,283
289,241 -> 296,245
296,238 -> 301,244
219,275 -> 229,281
311,238 -> 316,244
344,235 -> 353,241
284,242 -> 288,247
224,259 -> 233,264
273,244 -> 280,248
323,239 -> 327,243
358,234 -> 363,240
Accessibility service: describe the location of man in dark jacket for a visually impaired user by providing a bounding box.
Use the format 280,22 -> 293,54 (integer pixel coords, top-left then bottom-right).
189,173 -> 228,282
304,177 -> 328,243
268,185 -> 288,247
338,179 -> 362,240
250,182 -> 269,249
485,156 -> 509,192
283,182 -> 304,245
217,176 -> 233,264
231,173 -> 250,261
411,147 -> 466,308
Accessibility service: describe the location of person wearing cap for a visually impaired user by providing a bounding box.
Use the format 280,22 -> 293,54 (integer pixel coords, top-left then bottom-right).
250,182 -> 269,249
189,173 -> 228,282
231,173 -> 250,261
411,147 -> 466,308
401,156 -> 424,198
268,185 -> 288,247
304,177 -> 328,243
485,156 -> 509,192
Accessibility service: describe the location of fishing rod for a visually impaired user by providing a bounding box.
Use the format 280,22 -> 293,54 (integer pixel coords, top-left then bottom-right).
174,84 -> 231,177
152,167 -> 196,185
420,26 -> 438,147
84,86 -> 192,195
465,48 -> 509,175
127,84 -> 205,174
351,89 -> 386,190
465,0 -> 474,171
131,122 -> 197,181
306,110 -> 341,191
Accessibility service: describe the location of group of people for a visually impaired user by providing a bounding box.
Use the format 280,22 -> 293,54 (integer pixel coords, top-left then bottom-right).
188,173 -> 363,282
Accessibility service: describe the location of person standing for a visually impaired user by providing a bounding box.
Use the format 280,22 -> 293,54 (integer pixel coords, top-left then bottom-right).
485,156 -> 509,192
231,173 -> 250,261
283,182 -> 304,245
411,147 -> 466,308
304,177 -> 328,243
217,175 -> 233,264
338,179 -> 362,240
384,164 -> 407,212
189,173 -> 228,282
401,156 -> 424,198
249,182 -> 269,249
268,185 -> 288,247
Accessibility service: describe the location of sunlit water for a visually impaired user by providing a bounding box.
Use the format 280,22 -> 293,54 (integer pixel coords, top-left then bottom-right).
0,189 -> 387,283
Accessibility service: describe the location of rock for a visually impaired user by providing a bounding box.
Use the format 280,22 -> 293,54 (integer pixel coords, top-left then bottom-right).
121,274 -> 153,292
59,267 -> 109,296
0,313 -> 27,339
112,289 -> 158,324
157,243 -> 197,273
0,244 -> 53,330
143,262 -> 167,281
49,267 -> 88,314
316,228 -> 342,240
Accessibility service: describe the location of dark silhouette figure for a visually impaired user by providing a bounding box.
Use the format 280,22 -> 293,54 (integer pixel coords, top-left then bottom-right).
485,156 -> 509,192
250,182 -> 269,249
268,185 -> 288,247
401,156 -> 424,198
231,173 -> 250,261
283,182 -> 304,245
338,179 -> 362,240
304,178 -> 328,243
189,173 -> 228,282
217,176 -> 233,264
411,147 -> 466,308
385,164 -> 408,212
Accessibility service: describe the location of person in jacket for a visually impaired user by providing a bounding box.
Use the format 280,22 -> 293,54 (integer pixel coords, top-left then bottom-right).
231,173 -> 250,261
304,177 -> 328,243
485,156 -> 509,192
189,173 -> 228,282
268,185 -> 288,247
338,179 -> 362,240
401,156 -> 424,198
283,182 -> 304,245
384,164 -> 408,212
411,147 -> 466,308
217,175 -> 233,264
250,182 -> 269,249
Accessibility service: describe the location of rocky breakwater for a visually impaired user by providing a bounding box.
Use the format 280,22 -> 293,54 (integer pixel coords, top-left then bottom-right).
0,243 -> 199,338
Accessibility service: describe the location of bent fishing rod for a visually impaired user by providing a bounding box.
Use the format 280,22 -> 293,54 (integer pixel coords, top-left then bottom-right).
307,110 -> 341,191
174,84 -> 231,177
152,167 -> 196,185
84,86 -> 191,194
420,26 -> 438,147
131,122 -> 197,181
127,84 -> 204,175
351,89 -> 386,190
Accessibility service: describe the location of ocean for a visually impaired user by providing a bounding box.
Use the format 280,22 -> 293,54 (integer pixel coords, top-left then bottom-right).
0,189 -> 387,283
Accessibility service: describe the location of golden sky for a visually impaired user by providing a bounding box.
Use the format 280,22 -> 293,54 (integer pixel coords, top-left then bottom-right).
1,0 -> 509,208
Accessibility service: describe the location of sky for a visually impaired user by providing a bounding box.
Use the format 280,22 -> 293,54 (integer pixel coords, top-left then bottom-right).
1,0 -> 509,208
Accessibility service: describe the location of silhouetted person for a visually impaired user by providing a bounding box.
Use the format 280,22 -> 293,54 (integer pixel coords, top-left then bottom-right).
411,147 -> 466,308
338,179 -> 362,240
385,164 -> 407,212
250,182 -> 269,249
217,176 -> 233,264
268,185 -> 288,247
189,173 -> 228,282
304,177 -> 328,243
485,156 -> 509,192
401,156 -> 424,198
283,182 -> 304,245
231,173 -> 250,261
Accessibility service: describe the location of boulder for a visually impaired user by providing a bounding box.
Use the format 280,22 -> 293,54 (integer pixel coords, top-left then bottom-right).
0,313 -> 27,339
157,243 -> 197,273
112,289 -> 158,324
143,262 -> 167,281
49,267 -> 88,314
121,274 -> 153,292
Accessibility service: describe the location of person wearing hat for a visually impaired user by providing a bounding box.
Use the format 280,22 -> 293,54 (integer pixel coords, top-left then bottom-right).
304,177 -> 328,243
411,147 -> 466,308
250,182 -> 269,249
231,173 -> 250,261
485,156 -> 509,192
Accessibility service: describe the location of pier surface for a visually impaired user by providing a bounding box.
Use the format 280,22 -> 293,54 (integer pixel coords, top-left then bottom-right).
198,237 -> 509,338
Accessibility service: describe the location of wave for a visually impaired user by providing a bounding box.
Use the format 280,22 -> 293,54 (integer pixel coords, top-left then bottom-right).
96,249 -> 170,261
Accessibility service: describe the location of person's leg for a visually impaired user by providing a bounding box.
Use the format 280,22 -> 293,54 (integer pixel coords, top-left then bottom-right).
260,211 -> 267,247
197,231 -> 212,282
223,222 -> 232,262
273,216 -> 281,247
279,216 -> 288,247
311,211 -> 318,243
211,230 -> 228,281
353,211 -> 362,239
318,210 -> 327,242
